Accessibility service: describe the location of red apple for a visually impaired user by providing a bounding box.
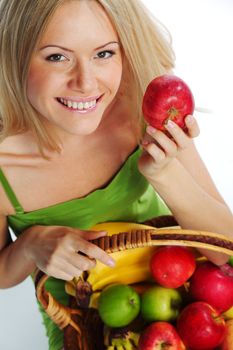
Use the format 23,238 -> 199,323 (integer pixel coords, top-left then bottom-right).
150,246 -> 196,288
189,261 -> 233,312
142,74 -> 195,131
177,301 -> 226,350
138,321 -> 185,350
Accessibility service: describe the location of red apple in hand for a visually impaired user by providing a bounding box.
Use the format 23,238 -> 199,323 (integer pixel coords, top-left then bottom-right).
150,246 -> 196,288
189,261 -> 233,312
177,301 -> 226,350
138,321 -> 185,350
142,74 -> 195,131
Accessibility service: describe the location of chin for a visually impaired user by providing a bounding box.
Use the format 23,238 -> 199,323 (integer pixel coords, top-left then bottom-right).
65,118 -> 103,136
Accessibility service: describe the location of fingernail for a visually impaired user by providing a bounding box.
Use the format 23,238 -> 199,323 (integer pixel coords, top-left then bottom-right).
141,140 -> 150,147
165,120 -> 176,129
107,258 -> 116,267
99,231 -> 107,235
147,125 -> 156,134
186,115 -> 194,125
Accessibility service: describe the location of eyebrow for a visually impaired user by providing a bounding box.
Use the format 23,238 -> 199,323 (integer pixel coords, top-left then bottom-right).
39,41 -> 120,52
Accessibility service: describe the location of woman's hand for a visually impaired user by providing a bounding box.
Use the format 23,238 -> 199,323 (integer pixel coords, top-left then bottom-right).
21,225 -> 115,281
138,115 -> 200,181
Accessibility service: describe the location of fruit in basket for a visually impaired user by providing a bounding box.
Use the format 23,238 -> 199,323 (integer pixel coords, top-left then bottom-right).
177,301 -> 226,350
87,222 -> 157,292
221,319 -> 233,350
104,327 -> 140,349
142,74 -> 195,131
150,246 -> 196,288
223,305 -> 233,320
189,261 -> 233,312
98,284 -> 140,328
138,321 -> 185,350
141,285 -> 182,322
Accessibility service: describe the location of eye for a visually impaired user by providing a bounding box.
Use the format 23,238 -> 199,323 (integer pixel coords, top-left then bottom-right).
46,54 -> 67,62
95,50 -> 115,59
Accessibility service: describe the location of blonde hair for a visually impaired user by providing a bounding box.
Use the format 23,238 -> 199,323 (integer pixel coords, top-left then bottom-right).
0,0 -> 175,154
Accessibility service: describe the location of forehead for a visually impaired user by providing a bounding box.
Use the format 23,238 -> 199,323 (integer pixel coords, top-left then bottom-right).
39,0 -> 118,45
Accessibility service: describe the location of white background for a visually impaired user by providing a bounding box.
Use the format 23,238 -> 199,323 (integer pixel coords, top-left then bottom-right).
0,1 -> 232,349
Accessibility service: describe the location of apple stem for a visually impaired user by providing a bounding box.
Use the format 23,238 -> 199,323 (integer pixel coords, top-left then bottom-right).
167,107 -> 179,119
214,315 -> 225,324
130,298 -> 136,306
171,299 -> 181,310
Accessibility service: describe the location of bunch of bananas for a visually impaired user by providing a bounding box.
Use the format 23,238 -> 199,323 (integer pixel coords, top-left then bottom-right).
104,327 -> 140,350
65,221 -> 157,308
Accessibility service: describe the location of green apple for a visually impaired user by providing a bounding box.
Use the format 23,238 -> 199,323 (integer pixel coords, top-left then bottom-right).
98,284 -> 140,328
141,285 -> 182,322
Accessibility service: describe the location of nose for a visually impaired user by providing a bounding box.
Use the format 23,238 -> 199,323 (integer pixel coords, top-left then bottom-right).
67,60 -> 98,93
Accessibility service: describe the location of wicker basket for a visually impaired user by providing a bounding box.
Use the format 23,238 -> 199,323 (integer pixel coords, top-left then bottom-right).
34,216 -> 233,350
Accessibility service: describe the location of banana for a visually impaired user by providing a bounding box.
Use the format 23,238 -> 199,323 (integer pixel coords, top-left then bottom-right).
105,329 -> 140,350
91,263 -> 152,291
87,221 -> 157,290
87,247 -> 156,291
64,249 -> 155,294
91,221 -> 154,234
65,222 -> 158,302
65,280 -> 76,296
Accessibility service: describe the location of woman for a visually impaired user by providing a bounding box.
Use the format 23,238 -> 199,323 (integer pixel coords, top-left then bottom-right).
0,0 -> 232,349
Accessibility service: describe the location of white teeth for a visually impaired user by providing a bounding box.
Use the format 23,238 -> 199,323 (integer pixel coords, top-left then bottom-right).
77,102 -> 84,110
58,98 -> 97,110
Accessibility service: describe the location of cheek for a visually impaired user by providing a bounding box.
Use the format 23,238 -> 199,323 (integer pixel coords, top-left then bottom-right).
27,67 -> 47,103
106,62 -> 123,92
27,65 -> 61,101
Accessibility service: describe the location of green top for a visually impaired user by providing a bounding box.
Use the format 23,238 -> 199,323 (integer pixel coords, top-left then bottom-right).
0,147 -> 170,350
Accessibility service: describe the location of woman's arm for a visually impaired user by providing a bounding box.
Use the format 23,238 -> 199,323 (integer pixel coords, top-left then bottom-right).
138,115 -> 233,264
0,215 -> 36,288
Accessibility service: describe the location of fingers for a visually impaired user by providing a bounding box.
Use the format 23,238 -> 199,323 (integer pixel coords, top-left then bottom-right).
32,226 -> 115,281
70,229 -> 115,267
185,115 -> 200,138
164,120 -> 189,150
141,140 -> 165,163
146,126 -> 178,157
71,252 -> 96,270
142,115 -> 199,164
163,115 -> 200,149
144,115 -> 199,152
76,237 -> 115,267
78,229 -> 107,241
43,259 -> 83,281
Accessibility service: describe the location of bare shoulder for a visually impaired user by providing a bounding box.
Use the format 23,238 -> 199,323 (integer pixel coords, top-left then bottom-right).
0,132 -> 45,167
0,133 -> 44,215
0,132 -> 38,155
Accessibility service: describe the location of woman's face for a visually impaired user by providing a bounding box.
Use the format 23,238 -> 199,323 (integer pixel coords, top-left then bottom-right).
27,0 -> 123,136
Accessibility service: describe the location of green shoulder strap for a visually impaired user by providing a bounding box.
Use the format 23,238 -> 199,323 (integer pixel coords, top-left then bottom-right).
0,168 -> 24,215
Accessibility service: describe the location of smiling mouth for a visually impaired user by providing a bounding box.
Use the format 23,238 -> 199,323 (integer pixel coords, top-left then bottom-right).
56,95 -> 102,112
